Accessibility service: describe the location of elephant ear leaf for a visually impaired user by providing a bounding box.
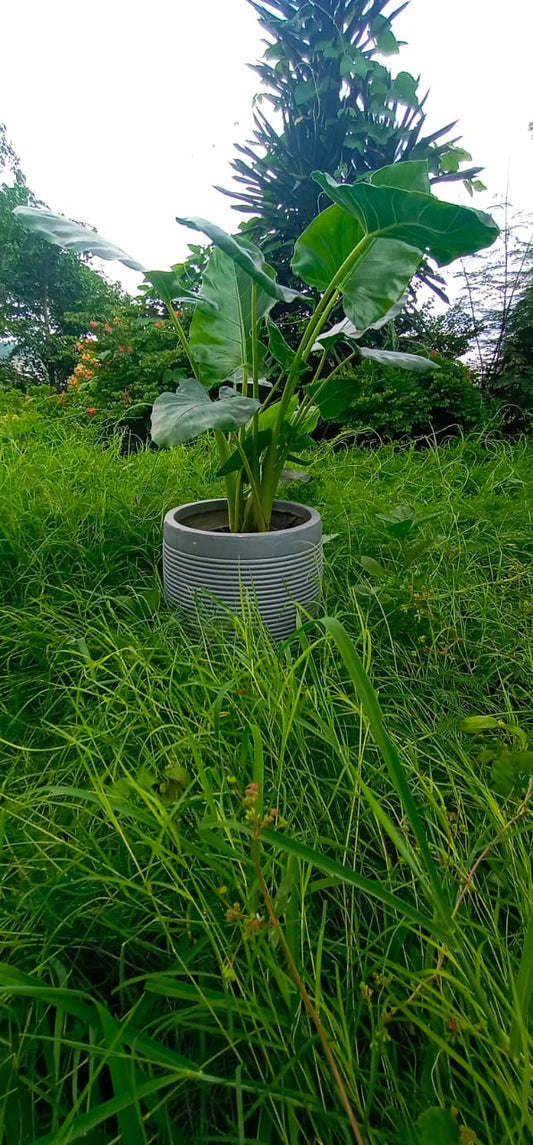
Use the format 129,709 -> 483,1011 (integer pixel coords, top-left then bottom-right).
311,171 -> 499,265
293,204 -> 422,334
176,216 -> 304,305
12,207 -> 145,272
150,379 -> 260,447
366,160 -> 431,194
358,347 -> 439,371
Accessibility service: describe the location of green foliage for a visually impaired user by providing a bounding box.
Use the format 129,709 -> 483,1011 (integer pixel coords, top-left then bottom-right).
221,0 -> 481,275
394,299 -> 478,360
16,159 -> 499,531
484,268 -> 533,431
151,379 -> 261,444
460,714 -> 533,798
454,206 -> 533,391
0,410 -> 532,1142
65,300 -> 190,428
336,356 -> 493,440
0,124 -> 124,390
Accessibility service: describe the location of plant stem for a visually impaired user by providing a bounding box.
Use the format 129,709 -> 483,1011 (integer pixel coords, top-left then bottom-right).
162,299 -> 201,382
252,834 -> 365,1145
260,237 -> 373,523
292,349 -> 361,431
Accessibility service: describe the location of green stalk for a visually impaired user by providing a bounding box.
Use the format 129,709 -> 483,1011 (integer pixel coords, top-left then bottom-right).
260,237 -> 373,524
214,430 -> 239,532
249,285 -> 262,524
252,834 -> 365,1144
161,296 -> 201,383
310,347 -> 328,386
291,348 -> 361,433
234,438 -> 268,532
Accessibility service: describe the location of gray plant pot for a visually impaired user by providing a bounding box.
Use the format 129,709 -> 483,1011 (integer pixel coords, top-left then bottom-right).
163,498 -> 323,640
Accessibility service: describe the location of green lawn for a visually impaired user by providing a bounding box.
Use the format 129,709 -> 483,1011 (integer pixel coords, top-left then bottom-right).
1,405 -> 532,1144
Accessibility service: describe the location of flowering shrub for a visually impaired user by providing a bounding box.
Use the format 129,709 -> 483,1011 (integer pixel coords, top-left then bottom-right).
64,299 -> 189,429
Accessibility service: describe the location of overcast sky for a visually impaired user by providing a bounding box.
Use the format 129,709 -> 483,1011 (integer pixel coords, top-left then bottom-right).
1,0 -> 531,293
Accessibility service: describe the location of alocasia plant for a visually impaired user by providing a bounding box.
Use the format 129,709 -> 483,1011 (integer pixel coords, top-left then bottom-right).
15,160 -> 498,531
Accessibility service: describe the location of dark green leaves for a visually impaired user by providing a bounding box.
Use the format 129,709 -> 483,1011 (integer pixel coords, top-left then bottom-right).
266,319 -> 296,370
12,207 -> 145,272
176,216 -> 303,304
217,429 -> 273,477
311,171 -> 500,266
150,380 -> 260,447
414,1108 -> 460,1145
371,14 -> 400,55
306,376 -> 359,420
390,71 -> 420,108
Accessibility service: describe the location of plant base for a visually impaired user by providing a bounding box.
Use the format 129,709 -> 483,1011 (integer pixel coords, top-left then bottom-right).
163,498 -> 323,640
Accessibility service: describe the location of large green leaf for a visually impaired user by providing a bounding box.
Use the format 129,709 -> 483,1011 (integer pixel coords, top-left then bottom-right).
312,171 -> 499,265
292,204 -> 364,291
176,216 -> 303,304
367,159 -> 431,193
359,347 -> 438,371
150,380 -> 260,446
12,206 -> 145,272
306,376 -> 359,420
293,205 -> 422,332
189,246 -> 276,386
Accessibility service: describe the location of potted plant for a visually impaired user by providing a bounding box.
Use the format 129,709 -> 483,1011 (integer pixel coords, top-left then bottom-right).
15,161 -> 498,637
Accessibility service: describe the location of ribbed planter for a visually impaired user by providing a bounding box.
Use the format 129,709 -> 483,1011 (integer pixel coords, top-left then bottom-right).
163,499 -> 323,641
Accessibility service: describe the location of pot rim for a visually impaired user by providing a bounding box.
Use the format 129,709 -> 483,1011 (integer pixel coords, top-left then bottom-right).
164,498 -> 321,538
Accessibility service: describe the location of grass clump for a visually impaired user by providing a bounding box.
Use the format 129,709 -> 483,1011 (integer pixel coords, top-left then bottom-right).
0,407 -> 532,1144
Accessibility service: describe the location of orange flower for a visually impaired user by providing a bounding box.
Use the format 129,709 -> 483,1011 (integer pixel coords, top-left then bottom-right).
154,320 -> 165,329
89,320 -> 99,329
126,345 -> 134,352
85,406 -> 97,417
105,323 -> 113,332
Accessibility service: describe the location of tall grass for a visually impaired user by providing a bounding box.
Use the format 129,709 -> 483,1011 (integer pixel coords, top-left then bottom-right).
0,407 -> 532,1143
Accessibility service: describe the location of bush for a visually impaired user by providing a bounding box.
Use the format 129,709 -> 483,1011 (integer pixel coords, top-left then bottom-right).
485,278 -> 533,431
338,356 -> 495,442
65,298 -> 189,434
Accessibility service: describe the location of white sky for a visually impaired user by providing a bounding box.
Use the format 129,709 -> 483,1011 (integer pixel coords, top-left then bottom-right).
1,0 -> 531,293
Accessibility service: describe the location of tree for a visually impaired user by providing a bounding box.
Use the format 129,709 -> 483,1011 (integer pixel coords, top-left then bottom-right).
0,124 -> 123,389
220,0 -> 481,276
454,204 -> 533,374
482,266 -> 533,430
